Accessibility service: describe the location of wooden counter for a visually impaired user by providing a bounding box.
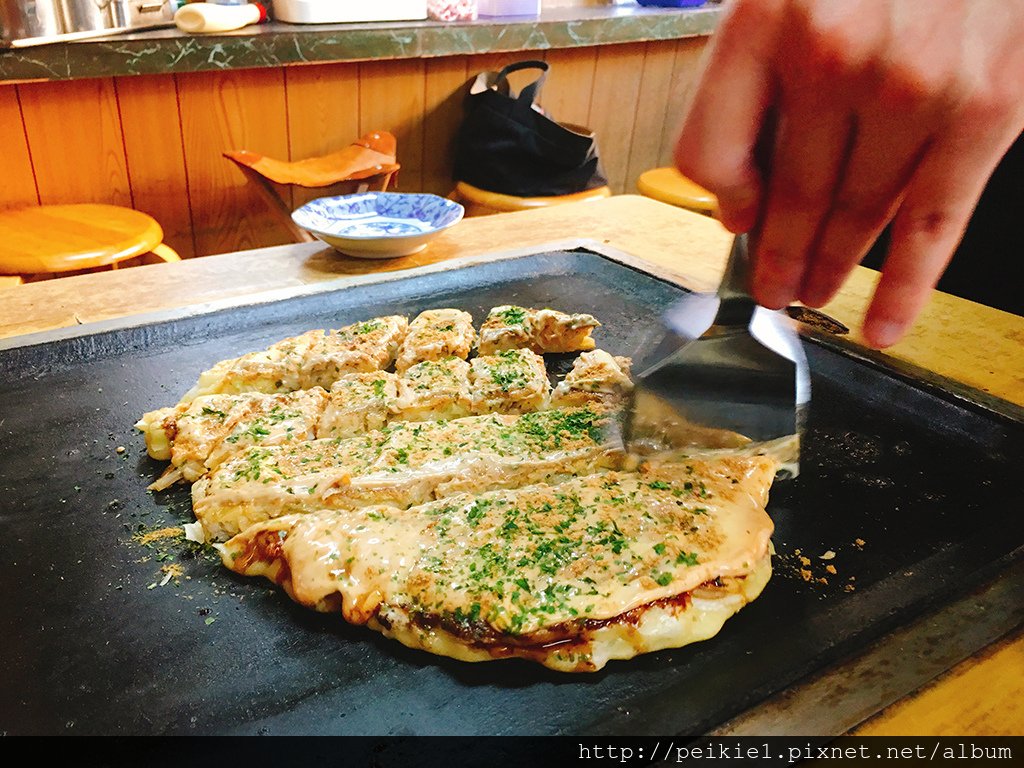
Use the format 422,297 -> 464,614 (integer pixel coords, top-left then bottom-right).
1,195 -> 1020,734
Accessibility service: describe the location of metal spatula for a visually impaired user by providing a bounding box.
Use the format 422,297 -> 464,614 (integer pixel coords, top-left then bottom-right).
622,234 -> 809,471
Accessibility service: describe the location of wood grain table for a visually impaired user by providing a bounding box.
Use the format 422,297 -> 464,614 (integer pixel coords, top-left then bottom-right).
1,195 -> 1020,735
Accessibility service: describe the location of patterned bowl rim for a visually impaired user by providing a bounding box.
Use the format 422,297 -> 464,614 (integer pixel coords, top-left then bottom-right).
292,192 -> 465,241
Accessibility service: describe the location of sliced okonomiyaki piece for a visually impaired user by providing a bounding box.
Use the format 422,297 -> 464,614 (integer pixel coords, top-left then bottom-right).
182,389 -> 328,481
137,389 -> 330,486
550,349 -> 633,409
220,455 -> 777,672
180,329 -> 328,403
135,406 -> 179,462
178,315 -> 408,403
394,309 -> 476,373
393,357 -> 473,423
192,406 -> 619,541
469,349 -> 550,414
300,315 -> 409,389
478,305 -> 600,355
317,372 -> 400,440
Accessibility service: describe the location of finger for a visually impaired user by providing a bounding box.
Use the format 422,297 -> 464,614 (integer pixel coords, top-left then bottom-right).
795,117 -> 931,309
673,0 -> 785,233
798,4 -> 961,309
748,0 -> 893,308
862,120 -> 1017,348
750,101 -> 855,309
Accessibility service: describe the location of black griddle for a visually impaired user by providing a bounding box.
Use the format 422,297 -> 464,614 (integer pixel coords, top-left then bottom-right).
1,248 -> 1021,736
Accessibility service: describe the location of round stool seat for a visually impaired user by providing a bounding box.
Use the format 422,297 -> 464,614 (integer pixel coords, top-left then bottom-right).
0,204 -> 175,275
637,167 -> 717,216
451,181 -> 612,217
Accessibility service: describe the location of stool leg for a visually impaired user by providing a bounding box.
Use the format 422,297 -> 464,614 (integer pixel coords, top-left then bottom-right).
238,165 -> 315,244
152,243 -> 181,263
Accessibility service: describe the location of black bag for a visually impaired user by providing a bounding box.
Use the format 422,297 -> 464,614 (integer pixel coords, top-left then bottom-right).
452,60 -> 608,198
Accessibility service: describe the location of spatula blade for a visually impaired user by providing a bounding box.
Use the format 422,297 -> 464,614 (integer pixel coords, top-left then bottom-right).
622,240 -> 809,473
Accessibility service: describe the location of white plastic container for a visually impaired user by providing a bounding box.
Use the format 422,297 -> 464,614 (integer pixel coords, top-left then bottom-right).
478,0 -> 540,16
175,3 -> 265,33
272,0 -> 427,23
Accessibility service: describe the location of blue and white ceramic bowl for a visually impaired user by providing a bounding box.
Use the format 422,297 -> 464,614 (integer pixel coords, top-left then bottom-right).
292,192 -> 465,259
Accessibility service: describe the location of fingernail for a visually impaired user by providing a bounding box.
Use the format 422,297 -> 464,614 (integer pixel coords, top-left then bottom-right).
865,319 -> 904,348
798,285 -> 830,309
754,283 -> 793,310
752,254 -> 795,309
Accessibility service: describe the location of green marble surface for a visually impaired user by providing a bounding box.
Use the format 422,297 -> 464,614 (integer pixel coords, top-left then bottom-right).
0,6 -> 721,84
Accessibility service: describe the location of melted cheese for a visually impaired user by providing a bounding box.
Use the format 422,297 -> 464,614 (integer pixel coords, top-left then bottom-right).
175,389 -> 328,481
394,309 -> 476,373
135,406 -> 177,461
178,316 -> 408,404
393,357 -> 473,424
301,315 -> 408,389
221,456 -> 776,671
551,349 -> 633,409
478,306 -> 600,355
181,329 -> 327,403
193,407 -> 620,540
469,349 -> 550,414
139,346 -> 634,479
318,372 -> 400,440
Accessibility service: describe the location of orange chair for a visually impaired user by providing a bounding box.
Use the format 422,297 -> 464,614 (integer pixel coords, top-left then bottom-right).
637,167 -> 718,217
0,204 -> 180,282
449,181 -> 612,217
225,131 -> 400,243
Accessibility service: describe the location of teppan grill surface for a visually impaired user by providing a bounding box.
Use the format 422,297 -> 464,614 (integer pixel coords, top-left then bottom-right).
1,247 -> 1021,735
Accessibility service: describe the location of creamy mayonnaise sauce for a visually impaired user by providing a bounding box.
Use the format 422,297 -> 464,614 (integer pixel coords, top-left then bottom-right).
222,456 -> 775,638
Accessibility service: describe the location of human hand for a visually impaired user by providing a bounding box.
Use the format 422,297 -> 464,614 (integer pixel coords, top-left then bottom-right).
674,0 -> 1024,347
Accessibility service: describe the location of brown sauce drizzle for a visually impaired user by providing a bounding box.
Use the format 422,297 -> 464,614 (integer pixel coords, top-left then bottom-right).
403,578 -> 744,659
234,530 -> 292,585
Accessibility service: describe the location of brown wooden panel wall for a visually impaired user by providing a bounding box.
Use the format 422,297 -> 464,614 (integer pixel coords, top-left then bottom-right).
0,38 -> 707,259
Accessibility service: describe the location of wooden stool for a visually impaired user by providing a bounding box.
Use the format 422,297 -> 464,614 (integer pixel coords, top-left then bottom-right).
637,167 -> 718,217
225,130 -> 400,244
449,181 -> 612,217
0,204 -> 180,281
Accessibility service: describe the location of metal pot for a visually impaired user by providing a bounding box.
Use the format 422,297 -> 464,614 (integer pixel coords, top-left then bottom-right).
1,0 -> 176,47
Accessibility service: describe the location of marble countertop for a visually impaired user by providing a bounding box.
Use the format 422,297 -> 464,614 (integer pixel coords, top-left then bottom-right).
0,5 -> 721,84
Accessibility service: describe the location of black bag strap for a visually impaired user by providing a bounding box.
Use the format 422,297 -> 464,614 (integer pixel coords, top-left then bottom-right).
493,60 -> 549,118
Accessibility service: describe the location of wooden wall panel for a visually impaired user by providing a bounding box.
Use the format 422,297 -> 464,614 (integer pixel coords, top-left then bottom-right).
9,39 -> 711,260
359,59 -> 426,193
422,56 -> 470,196
538,46 -> 598,127
0,84 -> 39,210
177,68 -> 291,256
624,39 -> 680,194
114,74 -> 195,259
285,62 -> 362,208
659,37 -> 709,167
586,43 -> 645,193
18,78 -> 132,208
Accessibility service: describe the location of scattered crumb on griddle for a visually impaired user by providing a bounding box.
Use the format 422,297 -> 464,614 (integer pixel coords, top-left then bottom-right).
161,563 -> 184,580
854,538 -> 866,549
774,541 -> 861,596
135,526 -> 183,546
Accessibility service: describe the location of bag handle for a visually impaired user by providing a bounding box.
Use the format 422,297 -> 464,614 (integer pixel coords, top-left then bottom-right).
494,60 -> 549,115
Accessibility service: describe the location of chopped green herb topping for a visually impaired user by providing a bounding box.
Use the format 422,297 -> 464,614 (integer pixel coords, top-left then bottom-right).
497,306 -> 527,326
675,551 -> 699,567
